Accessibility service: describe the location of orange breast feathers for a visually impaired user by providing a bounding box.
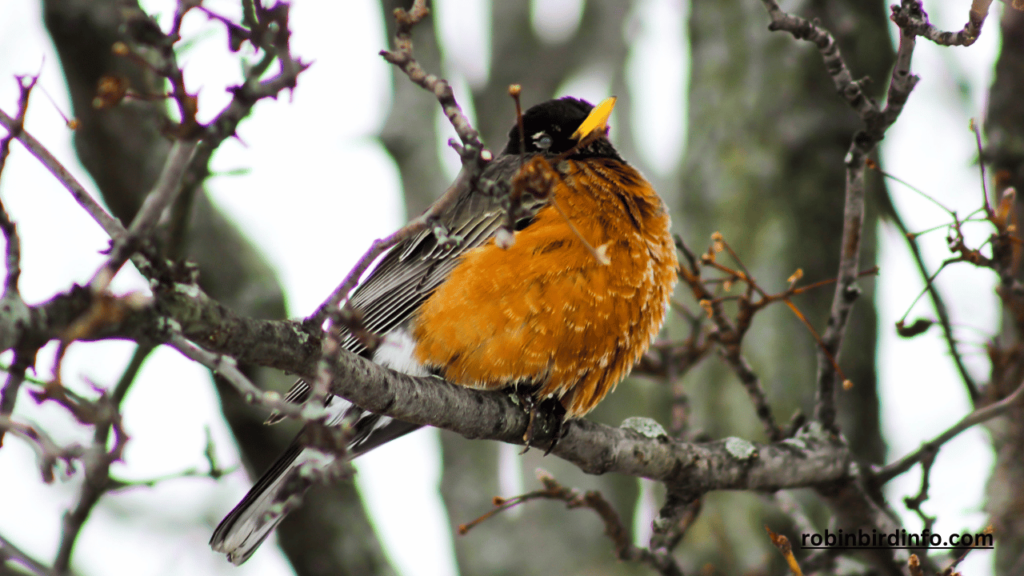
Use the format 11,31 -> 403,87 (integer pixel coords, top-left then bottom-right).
411,157 -> 679,417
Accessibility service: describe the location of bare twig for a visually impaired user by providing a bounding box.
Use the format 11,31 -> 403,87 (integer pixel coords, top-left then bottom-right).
690,242 -> 877,414
107,466 -> 234,491
167,332 -> 323,421
717,347 -> 780,440
307,171 -> 477,327
812,142 -> 870,426
891,0 -> 993,47
52,393 -> 128,575
0,196 -> 28,358
305,0 -> 496,415
902,448 -> 937,533
460,470 -> 683,576
89,139 -> 196,293
755,5 -> 929,573
675,236 -> 782,441
0,107 -> 124,238
759,1 -> 877,119
310,0 -> 490,328
0,415 -> 83,483
877,377 -> 1024,483
41,343 -> 196,574
942,525 -> 995,575
971,119 -> 994,219
0,74 -> 39,183
649,493 -> 702,556
0,76 -> 36,363
0,532 -> 57,576
110,344 -> 154,407
686,263 -> 879,440
0,351 -> 30,446
110,427 -> 232,490
760,0 -> 920,430
0,198 -> 19,297
177,1 -> 311,244
379,0 -> 483,153
879,192 -> 978,400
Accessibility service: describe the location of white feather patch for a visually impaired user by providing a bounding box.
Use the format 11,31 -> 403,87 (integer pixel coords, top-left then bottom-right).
372,329 -> 430,377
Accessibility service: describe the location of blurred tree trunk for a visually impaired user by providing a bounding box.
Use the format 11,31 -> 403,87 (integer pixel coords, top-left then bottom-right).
984,5 -> 1024,572
677,0 -> 889,569
41,1 -> 394,575
379,1 -> 656,574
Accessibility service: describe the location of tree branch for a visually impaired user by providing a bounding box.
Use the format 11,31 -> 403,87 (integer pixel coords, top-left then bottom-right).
760,0 -> 920,431
891,0 -> 993,47
0,107 -> 124,238
881,192 -> 979,400
311,0 -> 490,327
877,376 -> 1024,483
90,139 -> 197,292
0,532 -> 59,576
0,415 -> 83,484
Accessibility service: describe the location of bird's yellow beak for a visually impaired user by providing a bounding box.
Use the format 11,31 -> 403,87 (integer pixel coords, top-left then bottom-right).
571,97 -> 616,141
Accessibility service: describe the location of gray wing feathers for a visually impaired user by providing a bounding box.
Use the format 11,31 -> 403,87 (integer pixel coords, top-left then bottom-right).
213,156 -> 526,563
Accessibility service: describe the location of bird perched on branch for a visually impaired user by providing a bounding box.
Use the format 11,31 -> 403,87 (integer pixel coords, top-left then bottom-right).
210,96 -> 679,564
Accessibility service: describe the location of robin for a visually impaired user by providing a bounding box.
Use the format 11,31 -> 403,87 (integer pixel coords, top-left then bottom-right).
210,96 -> 679,564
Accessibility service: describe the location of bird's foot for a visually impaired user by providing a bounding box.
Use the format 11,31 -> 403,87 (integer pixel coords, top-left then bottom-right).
516,391 -> 566,455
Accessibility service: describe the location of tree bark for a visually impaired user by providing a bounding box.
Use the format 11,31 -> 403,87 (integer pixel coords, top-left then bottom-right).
984,5 -> 1024,573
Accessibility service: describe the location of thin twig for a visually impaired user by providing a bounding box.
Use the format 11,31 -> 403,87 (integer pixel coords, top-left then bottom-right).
89,139 -> 197,293
902,448 -> 937,533
890,0 -> 993,47
0,73 -> 39,184
460,470 -> 684,576
0,197 -> 20,296
676,236 -> 782,441
47,343 -> 202,574
110,344 -> 154,407
881,198 -> 978,400
760,0 -> 878,119
52,395 -> 127,575
877,377 -> 1024,483
761,0 -> 920,430
0,351 -> 30,446
649,493 -> 702,555
0,76 -> 35,363
0,532 -> 57,576
0,415 -> 83,483
167,332 -> 323,421
0,107 -> 124,238
305,0 -> 496,412
307,171 -> 477,326
378,0 -> 483,152
310,0 -> 489,327
970,119 -> 994,219
177,1 -> 311,249
107,466 -> 235,491
942,525 -> 995,575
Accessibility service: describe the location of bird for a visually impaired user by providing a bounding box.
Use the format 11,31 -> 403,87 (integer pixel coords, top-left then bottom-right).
210,96 -> 679,564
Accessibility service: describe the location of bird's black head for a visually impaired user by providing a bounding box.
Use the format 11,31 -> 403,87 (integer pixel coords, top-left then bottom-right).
501,96 -> 623,161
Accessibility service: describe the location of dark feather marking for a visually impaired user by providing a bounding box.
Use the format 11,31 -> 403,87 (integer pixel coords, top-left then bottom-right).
535,239 -> 565,255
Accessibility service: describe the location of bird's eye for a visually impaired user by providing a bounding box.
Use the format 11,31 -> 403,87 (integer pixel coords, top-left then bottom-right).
534,133 -> 553,150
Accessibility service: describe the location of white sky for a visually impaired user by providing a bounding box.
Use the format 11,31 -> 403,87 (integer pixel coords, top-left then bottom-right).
0,0 -> 1002,575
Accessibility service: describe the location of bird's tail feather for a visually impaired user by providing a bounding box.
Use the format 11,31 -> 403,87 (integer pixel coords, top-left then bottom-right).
210,395 -> 421,564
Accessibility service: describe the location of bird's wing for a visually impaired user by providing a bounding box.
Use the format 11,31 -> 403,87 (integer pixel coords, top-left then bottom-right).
270,154 -> 527,409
